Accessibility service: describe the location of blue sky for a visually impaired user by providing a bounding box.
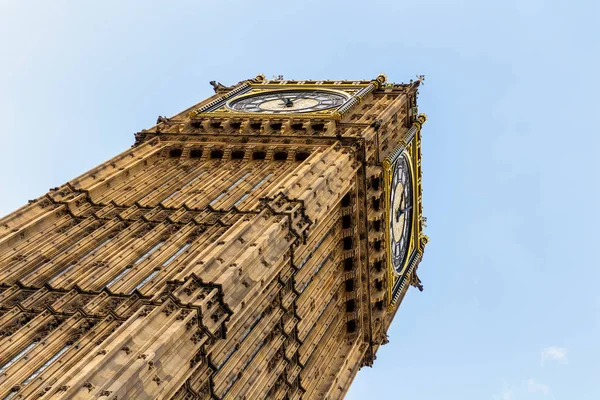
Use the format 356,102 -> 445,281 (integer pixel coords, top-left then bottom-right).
0,1 -> 598,399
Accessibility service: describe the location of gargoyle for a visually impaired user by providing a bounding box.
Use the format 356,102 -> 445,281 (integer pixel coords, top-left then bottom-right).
410,271 -> 424,292
156,115 -> 170,124
209,81 -> 233,93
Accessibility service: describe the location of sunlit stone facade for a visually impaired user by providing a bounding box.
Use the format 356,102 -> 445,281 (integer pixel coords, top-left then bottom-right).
0,74 -> 427,399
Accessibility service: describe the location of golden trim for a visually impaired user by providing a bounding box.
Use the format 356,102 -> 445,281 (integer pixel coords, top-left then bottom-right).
223,87 -> 353,112
193,111 -> 337,120
247,82 -> 371,89
373,74 -> 387,89
384,115 -> 427,308
193,87 -> 359,120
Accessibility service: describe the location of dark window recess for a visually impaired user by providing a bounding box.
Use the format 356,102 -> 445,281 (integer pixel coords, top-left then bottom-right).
345,279 -> 354,292
210,149 -> 224,159
346,299 -> 356,313
190,149 -> 203,158
231,150 -> 245,160
252,151 -> 266,160
371,177 -> 380,191
342,215 -> 352,229
373,220 -> 381,232
374,260 -> 383,272
311,123 -> 325,132
250,122 -> 262,130
270,122 -> 282,131
169,148 -> 182,158
343,237 -> 353,250
375,280 -> 383,291
210,121 -> 222,129
344,258 -> 354,271
375,300 -> 384,311
374,240 -> 381,251
295,151 -> 310,161
274,151 -> 288,161
372,198 -> 380,211
291,123 -> 304,130
341,193 -> 351,207
230,121 -> 241,129
347,319 -> 356,333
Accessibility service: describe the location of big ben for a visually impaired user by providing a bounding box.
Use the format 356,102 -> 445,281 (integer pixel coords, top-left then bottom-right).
0,73 -> 427,399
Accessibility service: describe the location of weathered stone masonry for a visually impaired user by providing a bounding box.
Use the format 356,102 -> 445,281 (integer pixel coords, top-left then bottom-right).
0,74 -> 426,399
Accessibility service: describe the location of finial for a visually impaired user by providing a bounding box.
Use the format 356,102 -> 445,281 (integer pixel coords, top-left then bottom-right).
416,74 -> 425,85
371,74 -> 387,89
253,74 -> 265,83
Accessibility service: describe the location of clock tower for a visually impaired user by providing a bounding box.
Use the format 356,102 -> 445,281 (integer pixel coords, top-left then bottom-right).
0,74 -> 427,399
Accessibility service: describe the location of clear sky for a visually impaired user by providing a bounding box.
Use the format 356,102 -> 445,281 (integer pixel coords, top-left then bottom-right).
0,1 -> 598,399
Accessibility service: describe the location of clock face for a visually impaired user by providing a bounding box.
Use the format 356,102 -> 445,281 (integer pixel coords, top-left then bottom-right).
226,90 -> 348,114
389,154 -> 413,274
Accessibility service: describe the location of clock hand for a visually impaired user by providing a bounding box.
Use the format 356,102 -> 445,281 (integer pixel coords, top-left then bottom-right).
395,192 -> 405,223
395,204 -> 412,222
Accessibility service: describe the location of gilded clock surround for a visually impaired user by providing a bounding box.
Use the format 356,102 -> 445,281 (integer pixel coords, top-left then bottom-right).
188,73 -> 388,121
383,113 -> 428,308
225,88 -> 351,114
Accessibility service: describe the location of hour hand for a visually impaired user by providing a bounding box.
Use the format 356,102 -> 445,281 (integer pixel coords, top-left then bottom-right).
396,206 -> 412,222
396,205 -> 412,222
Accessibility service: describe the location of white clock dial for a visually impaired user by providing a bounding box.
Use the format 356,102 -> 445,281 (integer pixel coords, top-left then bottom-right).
389,153 -> 413,274
226,90 -> 347,114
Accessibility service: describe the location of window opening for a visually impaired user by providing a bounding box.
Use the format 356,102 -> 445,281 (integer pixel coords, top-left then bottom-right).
180,170 -> 207,191
341,193 -> 351,207
343,237 -> 353,250
155,168 -> 200,203
50,236 -> 113,282
0,342 -> 37,375
231,150 -> 245,159
106,266 -> 132,288
233,173 -> 272,207
22,344 -> 71,385
342,215 -> 352,229
273,151 -> 288,161
190,148 -> 203,158
209,172 -> 250,206
295,151 -> 310,161
346,299 -> 356,313
130,269 -> 160,293
347,319 -> 356,333
299,231 -> 331,268
210,149 -> 224,159
233,194 -> 249,207
160,189 -> 180,204
169,148 -> 182,158
209,193 -> 226,206
345,279 -> 354,291
298,252 -> 331,293
134,240 -> 164,265
162,243 -> 191,266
